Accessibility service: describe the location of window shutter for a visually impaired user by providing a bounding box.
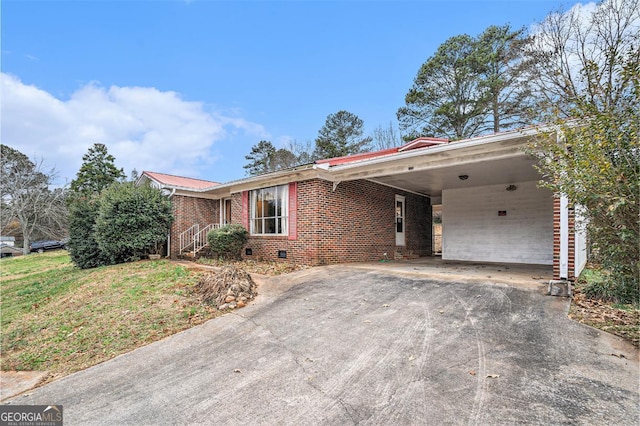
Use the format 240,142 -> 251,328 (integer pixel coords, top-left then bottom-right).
288,182 -> 297,240
242,191 -> 249,229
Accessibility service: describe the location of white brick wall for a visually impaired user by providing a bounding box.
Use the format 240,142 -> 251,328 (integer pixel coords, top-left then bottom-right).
442,181 -> 554,265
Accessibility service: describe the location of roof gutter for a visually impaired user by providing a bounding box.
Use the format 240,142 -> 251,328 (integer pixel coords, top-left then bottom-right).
192,163 -> 335,196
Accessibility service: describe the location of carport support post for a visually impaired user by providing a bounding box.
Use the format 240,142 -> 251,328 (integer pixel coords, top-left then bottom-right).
560,195 -> 569,279
553,194 -> 575,282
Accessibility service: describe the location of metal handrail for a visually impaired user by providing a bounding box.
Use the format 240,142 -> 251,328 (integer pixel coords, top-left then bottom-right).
179,224 -> 199,254
192,223 -> 220,256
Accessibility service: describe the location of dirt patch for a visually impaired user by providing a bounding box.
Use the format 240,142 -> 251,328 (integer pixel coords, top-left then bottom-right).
569,287 -> 640,347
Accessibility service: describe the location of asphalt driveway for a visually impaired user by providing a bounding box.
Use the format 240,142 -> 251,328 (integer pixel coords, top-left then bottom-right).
6,265 -> 639,425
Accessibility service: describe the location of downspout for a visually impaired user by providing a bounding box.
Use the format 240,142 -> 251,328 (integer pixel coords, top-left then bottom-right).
166,188 -> 176,258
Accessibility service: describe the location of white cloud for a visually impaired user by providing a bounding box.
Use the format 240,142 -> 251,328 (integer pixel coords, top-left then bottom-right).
0,73 -> 268,184
529,0 -> 639,67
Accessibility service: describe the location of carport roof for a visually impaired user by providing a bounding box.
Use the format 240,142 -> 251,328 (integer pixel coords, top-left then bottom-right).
146,126 -> 554,198
327,128 -> 546,197
319,126 -> 550,197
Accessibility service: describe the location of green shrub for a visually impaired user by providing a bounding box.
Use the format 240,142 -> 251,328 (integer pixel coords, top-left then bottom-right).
583,278 -> 640,305
207,224 -> 248,260
580,267 -> 640,305
94,182 -> 173,264
67,197 -> 110,269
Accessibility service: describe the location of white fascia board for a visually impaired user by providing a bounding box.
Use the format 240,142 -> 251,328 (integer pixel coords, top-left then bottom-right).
172,189 -> 220,200
136,173 -> 210,193
195,165 -> 327,196
329,141 -> 533,183
329,127 -> 549,175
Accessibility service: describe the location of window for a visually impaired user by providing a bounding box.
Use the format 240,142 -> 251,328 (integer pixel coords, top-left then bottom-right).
250,185 -> 288,235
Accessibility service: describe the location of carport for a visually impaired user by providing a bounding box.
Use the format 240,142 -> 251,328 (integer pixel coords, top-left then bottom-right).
322,128 -> 585,280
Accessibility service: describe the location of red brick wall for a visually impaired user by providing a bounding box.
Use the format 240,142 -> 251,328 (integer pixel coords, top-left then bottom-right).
553,196 -> 561,279
237,179 -> 432,265
169,195 -> 219,257
568,206 -> 576,281
552,195 -> 576,281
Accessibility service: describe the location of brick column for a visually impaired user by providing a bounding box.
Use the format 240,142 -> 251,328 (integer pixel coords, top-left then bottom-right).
553,194 -> 576,281
568,206 -> 576,281
553,196 -> 561,280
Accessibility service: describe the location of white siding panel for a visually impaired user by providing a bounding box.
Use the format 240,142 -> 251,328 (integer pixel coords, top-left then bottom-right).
442,181 -> 554,265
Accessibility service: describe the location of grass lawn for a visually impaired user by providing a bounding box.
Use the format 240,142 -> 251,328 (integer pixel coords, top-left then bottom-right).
1,251 -> 217,383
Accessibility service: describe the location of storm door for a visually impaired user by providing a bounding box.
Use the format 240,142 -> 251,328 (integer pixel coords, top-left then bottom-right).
395,195 -> 405,246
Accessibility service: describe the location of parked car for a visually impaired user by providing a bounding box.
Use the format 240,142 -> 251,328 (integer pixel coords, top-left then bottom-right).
29,239 -> 67,253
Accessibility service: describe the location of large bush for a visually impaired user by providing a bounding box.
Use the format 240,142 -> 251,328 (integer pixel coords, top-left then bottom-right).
67,197 -> 110,269
207,224 -> 248,260
94,182 -> 173,264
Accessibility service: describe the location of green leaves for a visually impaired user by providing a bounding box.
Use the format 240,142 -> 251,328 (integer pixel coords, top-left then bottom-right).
313,110 -> 372,159
67,144 -> 172,269
207,224 -> 248,260
94,182 -> 173,265
243,140 -> 308,176
68,182 -> 174,269
529,61 -> 639,300
69,143 -> 125,199
397,25 -> 530,140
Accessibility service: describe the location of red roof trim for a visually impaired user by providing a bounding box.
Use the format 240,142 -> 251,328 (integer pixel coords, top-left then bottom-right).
315,147 -> 399,166
142,171 -> 219,190
398,137 -> 449,152
315,137 -> 450,167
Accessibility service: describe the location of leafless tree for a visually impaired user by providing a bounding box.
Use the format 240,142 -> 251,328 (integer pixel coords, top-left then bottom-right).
284,139 -> 316,164
1,145 -> 68,253
372,122 -> 403,150
526,0 -> 640,119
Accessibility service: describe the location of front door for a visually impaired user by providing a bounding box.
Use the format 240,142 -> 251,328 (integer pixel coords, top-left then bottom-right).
223,199 -> 232,224
395,195 -> 405,246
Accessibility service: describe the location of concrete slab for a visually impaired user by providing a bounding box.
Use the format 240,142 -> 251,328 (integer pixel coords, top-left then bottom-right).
352,257 -> 553,291
0,371 -> 48,401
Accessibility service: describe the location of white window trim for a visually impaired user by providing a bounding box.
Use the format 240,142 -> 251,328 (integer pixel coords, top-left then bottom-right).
250,185 -> 289,236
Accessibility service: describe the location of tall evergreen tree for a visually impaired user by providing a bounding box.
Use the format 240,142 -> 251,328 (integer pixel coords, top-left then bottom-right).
397,27 -> 532,140
313,110 -> 372,159
474,25 -> 533,133
244,140 -> 277,175
397,34 -> 485,140
70,143 -> 125,198
244,140 -> 307,176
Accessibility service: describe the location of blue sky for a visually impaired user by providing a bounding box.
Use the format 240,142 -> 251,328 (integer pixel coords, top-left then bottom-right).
2,0 -> 578,185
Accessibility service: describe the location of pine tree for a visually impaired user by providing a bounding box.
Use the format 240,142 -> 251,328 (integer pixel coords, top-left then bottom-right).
313,110 -> 372,159
70,143 -> 125,198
